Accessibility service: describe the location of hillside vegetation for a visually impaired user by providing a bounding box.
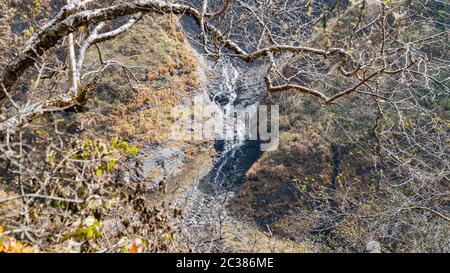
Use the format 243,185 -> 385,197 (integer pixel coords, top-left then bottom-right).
0,7 -> 206,253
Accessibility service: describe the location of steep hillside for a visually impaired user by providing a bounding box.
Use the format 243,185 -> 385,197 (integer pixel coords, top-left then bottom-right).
0,13 -> 213,253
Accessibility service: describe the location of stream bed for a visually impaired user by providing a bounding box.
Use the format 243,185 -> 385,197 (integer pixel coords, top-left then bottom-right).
175,40 -> 268,250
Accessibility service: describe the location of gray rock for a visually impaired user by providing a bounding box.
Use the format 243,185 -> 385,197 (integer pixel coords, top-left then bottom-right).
366,240 -> 382,253
141,145 -> 185,188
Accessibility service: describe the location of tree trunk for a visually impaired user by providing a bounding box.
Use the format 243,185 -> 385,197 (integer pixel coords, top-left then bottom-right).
67,0 -> 79,96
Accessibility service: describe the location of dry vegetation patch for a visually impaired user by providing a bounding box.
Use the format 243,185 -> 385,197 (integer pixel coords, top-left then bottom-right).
0,14 -> 205,253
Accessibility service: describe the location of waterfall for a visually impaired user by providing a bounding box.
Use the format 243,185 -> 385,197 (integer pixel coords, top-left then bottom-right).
178,19 -> 267,250
210,60 -> 242,148
202,57 -> 264,189
180,16 -> 266,189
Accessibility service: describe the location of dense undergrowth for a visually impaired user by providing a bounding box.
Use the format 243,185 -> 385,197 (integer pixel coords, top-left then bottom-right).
0,11 -> 202,253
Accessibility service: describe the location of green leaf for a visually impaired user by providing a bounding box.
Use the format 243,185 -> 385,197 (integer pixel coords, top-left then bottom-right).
85,229 -> 94,240
99,145 -> 106,153
108,160 -> 116,170
110,138 -> 117,149
83,139 -> 91,148
130,146 -> 139,157
100,163 -> 108,171
47,152 -> 56,164
119,141 -> 129,150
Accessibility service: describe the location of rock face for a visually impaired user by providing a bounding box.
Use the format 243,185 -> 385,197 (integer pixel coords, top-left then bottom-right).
137,83 -> 218,183
366,241 -> 382,253
141,145 -> 185,187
